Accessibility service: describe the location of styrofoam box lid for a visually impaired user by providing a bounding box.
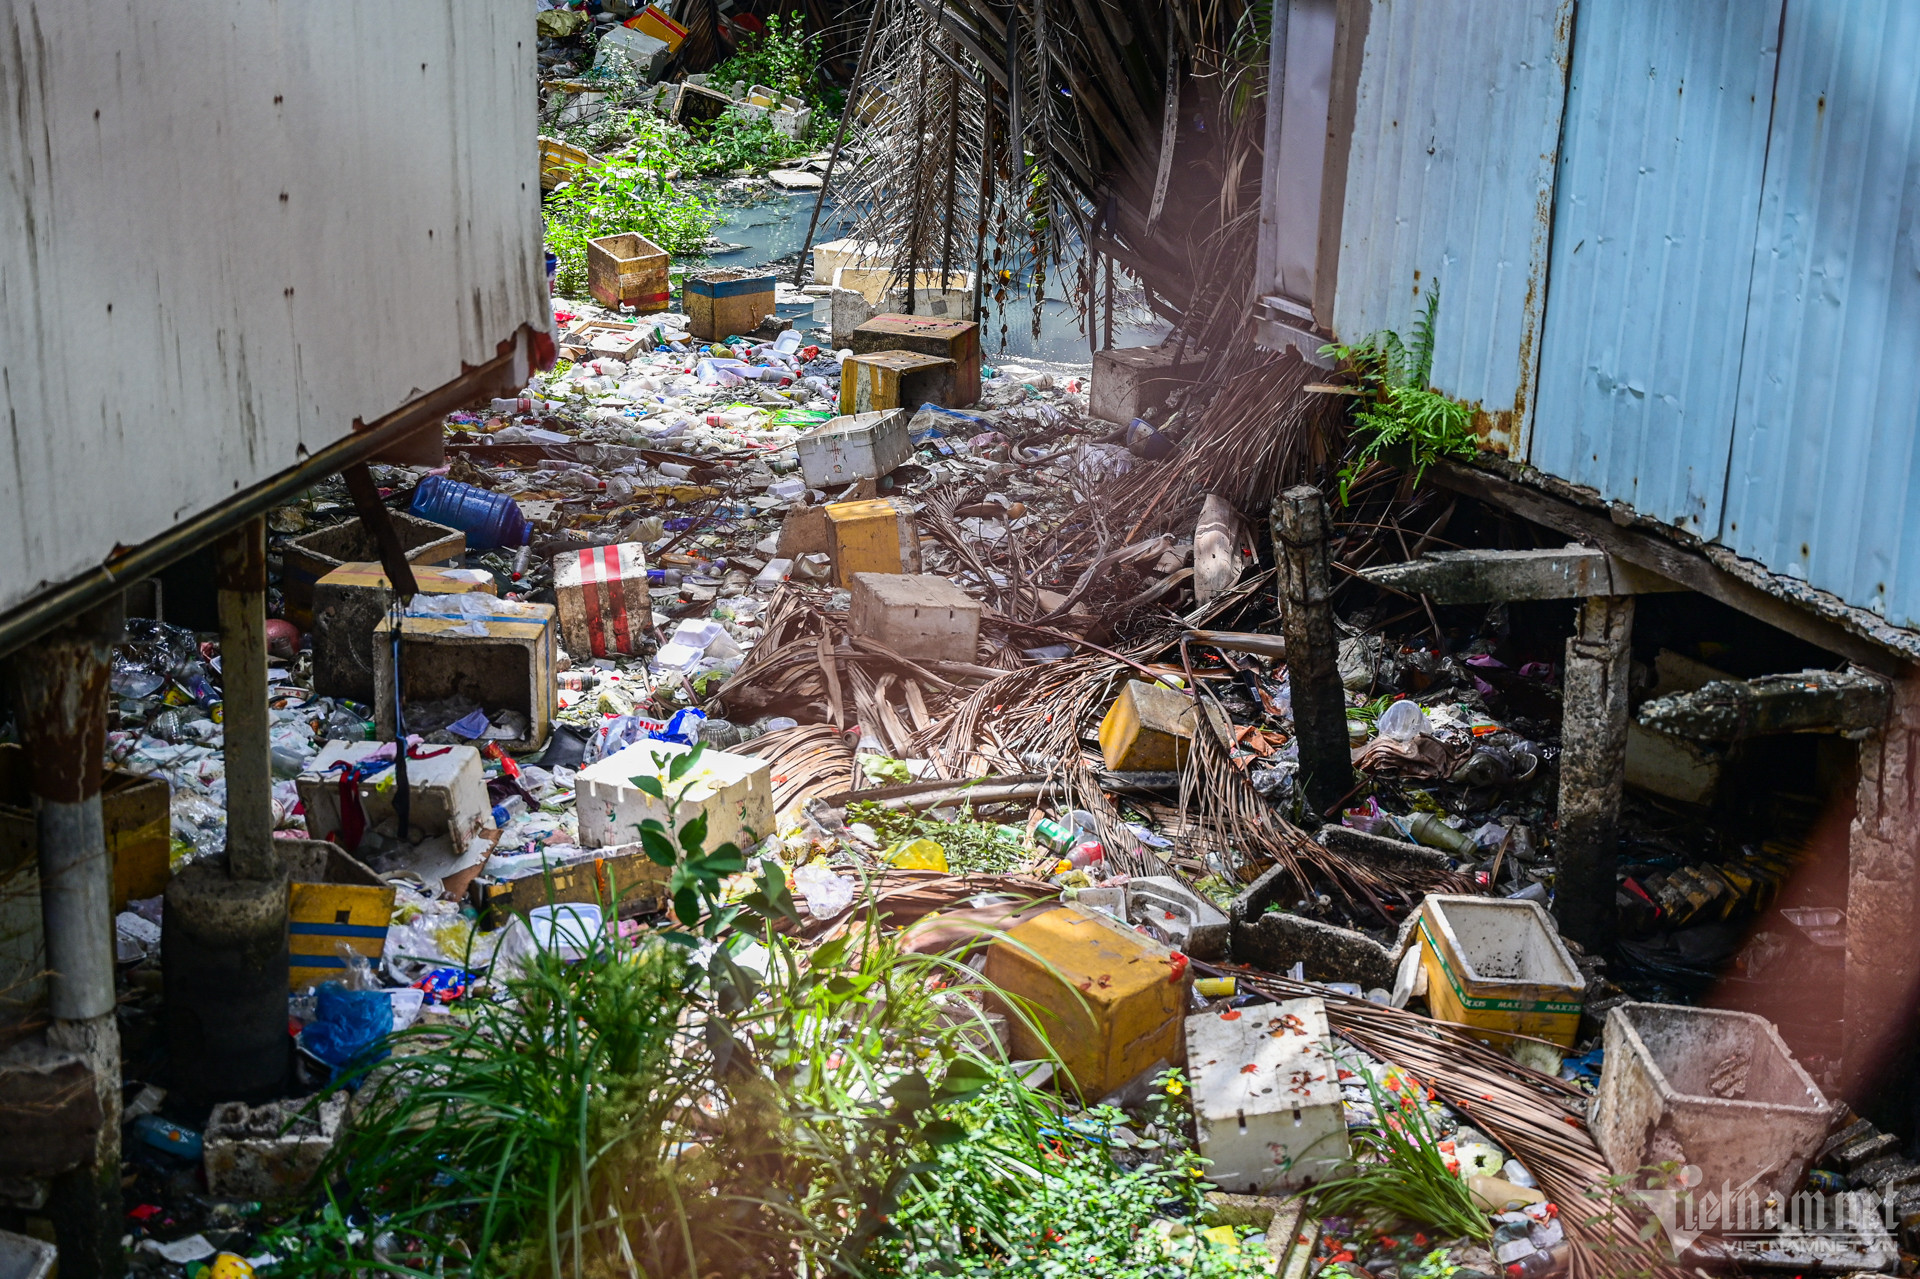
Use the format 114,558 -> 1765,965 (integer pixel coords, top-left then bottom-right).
1185,997 -> 1341,1121
580,737 -> 769,802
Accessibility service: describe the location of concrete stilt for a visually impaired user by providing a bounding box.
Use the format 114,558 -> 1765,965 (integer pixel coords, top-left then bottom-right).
1274,486 -> 1355,819
1554,594 -> 1633,952
163,518 -> 290,1112
1843,678 -> 1920,1097
14,598 -> 126,1279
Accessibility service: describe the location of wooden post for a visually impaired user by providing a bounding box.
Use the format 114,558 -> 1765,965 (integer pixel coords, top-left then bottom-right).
1555,594 -> 1633,951
1275,486 -> 1355,818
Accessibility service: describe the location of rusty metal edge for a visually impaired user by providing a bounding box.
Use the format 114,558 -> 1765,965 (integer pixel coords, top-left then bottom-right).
0,333 -> 532,663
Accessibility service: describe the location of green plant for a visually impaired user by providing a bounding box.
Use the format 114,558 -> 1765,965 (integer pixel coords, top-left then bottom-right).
1322,287 -> 1477,503
871,1073 -> 1277,1277
848,799 -> 1031,874
682,110 -> 810,176
709,13 -> 822,104
543,117 -> 720,295
1307,1061 -> 1489,1242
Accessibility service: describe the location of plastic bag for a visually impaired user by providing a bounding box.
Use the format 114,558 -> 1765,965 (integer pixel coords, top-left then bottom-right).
793,861 -> 855,920
1376,699 -> 1432,742
300,981 -> 394,1067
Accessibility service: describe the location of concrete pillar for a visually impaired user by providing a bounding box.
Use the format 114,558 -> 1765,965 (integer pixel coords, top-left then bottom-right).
1554,594 -> 1633,952
164,516 -> 289,1112
1274,486 -> 1355,818
216,518 -> 274,881
1843,677 -> 1920,1097
14,598 -> 125,1279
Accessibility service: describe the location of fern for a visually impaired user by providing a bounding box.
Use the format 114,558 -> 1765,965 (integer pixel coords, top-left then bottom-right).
1321,284 -> 1476,504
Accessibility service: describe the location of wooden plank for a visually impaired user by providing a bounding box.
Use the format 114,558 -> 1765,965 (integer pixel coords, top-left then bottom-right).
1429,462 -> 1909,675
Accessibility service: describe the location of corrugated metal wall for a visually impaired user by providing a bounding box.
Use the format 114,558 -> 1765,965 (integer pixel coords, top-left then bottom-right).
1723,0 -> 1920,629
1331,0 -> 1574,456
1529,0 -> 1783,539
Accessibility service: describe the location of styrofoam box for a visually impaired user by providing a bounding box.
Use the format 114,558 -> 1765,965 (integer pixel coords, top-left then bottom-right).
795,409 -> 911,486
1186,996 -> 1351,1193
849,572 -> 980,662
297,740 -> 494,848
575,738 -> 774,854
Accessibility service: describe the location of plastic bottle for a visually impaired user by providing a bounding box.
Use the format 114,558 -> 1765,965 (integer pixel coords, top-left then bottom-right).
490,396 -> 552,415
1407,812 -> 1477,856
645,568 -> 683,587
1067,841 -> 1105,869
131,1113 -> 203,1160
409,475 -> 531,550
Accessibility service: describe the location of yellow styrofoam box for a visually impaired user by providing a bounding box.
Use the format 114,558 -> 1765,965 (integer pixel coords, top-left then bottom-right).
288,881 -> 397,990
981,903 -> 1192,1100
825,497 -> 921,586
1415,894 -> 1586,1049
1098,679 -> 1231,772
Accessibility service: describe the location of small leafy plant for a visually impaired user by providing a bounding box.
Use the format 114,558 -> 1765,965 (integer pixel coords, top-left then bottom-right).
1307,1061 -> 1489,1242
1322,286 -> 1477,503
543,117 -> 720,294
709,13 -> 822,104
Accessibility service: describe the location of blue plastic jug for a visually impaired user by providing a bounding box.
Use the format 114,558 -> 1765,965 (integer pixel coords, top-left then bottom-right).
409,475 -> 531,550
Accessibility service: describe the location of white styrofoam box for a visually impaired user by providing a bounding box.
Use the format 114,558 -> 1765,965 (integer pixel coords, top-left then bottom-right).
575,738 -> 774,854
1186,997 -> 1350,1193
593,25 -> 670,80
849,572 -> 980,662
811,237 -> 893,285
296,740 -> 494,848
1125,875 -> 1229,960
795,409 -> 912,486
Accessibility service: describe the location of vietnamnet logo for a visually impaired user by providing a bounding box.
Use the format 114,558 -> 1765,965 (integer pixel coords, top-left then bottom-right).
1631,1165 -> 1896,1258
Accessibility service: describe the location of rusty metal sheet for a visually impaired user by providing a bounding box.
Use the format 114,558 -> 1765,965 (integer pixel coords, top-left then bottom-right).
1529,0 -> 1784,540
1329,0 -> 1574,456
0,0 -> 550,619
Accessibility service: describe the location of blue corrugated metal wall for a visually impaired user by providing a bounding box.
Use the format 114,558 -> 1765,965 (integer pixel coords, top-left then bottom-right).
1723,0 -> 1920,629
1529,0 -> 1782,538
1331,0 -> 1574,456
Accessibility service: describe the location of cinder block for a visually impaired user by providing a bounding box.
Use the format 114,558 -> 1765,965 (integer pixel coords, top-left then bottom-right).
552,542 -> 651,658
373,604 -> 556,752
981,903 -> 1192,1100
282,513 -> 465,629
1098,679 -> 1230,772
839,350 -> 958,414
575,739 -> 774,855
1090,343 -> 1209,425
825,497 -> 921,586
1591,1002 -> 1829,1204
297,741 -> 495,852
850,314 -> 981,407
1187,998 -> 1350,1193
684,268 -> 776,341
204,1095 -> 346,1200
795,409 -> 911,487
849,572 -> 980,662
312,562 -> 497,704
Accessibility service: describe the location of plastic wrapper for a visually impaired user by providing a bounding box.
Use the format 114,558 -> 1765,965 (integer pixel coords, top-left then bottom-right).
793,860 -> 855,920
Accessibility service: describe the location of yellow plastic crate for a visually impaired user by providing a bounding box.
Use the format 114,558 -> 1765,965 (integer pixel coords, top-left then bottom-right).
825,497 -> 921,586
982,903 -> 1192,1100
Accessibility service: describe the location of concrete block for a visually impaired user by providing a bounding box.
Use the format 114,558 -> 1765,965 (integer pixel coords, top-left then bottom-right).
204,1095 -> 346,1200
1090,343 -> 1208,425
312,562 -> 496,704
839,350 -> 958,414
849,572 -> 980,663
850,313 -> 982,407
826,497 -> 921,586
1124,875 -> 1230,960
1098,679 -> 1230,772
297,740 -> 495,851
795,409 -> 912,486
282,512 -> 465,629
1187,998 -> 1350,1193
592,25 -> 670,82
575,738 -> 774,855
373,603 -> 557,752
777,503 -> 832,557
684,268 -> 776,341
1592,1002 -> 1830,1202
0,1037 -> 105,1178
981,903 -> 1191,1101
553,542 -> 651,658
1415,895 -> 1585,1049
829,272 -> 977,346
